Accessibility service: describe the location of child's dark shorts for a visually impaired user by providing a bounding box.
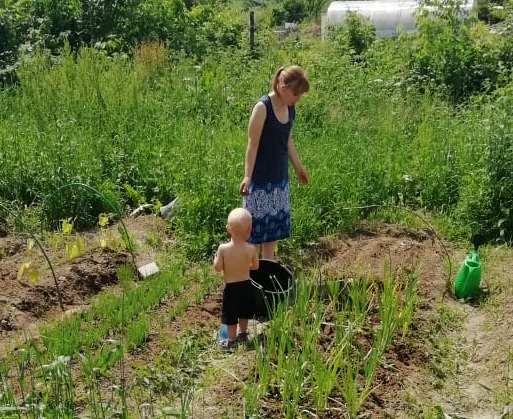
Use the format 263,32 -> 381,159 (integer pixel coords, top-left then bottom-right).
221,280 -> 254,325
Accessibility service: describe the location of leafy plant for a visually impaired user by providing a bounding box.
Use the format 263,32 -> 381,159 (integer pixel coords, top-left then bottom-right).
272,0 -> 308,25
329,11 -> 377,59
306,0 -> 330,21
94,212 -> 122,251
61,218 -> 85,259
17,238 -> 40,283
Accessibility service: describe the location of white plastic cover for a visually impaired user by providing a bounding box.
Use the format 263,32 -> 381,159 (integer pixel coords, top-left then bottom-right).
321,0 -> 475,38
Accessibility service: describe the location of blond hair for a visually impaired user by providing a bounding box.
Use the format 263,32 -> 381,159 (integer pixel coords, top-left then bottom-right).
227,208 -> 252,232
272,65 -> 310,96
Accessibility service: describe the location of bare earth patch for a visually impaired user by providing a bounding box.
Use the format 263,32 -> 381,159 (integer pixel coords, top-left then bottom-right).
1,215 -> 512,418
0,215 -> 164,350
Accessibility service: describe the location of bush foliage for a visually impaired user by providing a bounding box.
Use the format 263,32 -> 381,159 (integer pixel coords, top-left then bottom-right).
0,0 -> 245,83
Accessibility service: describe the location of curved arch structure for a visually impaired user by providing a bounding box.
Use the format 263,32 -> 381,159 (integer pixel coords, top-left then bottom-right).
321,0 -> 475,38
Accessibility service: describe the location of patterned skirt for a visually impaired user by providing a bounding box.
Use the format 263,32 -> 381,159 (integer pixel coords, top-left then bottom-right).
243,179 -> 290,244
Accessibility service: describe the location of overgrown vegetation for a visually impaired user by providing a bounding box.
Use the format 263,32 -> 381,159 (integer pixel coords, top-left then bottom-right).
1,0 -> 513,257
0,0 -> 246,82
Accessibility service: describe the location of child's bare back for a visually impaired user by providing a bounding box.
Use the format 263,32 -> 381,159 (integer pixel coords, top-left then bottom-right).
215,240 -> 258,283
214,207 -> 259,282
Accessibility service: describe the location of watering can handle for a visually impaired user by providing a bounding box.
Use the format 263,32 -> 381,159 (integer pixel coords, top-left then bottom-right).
250,279 -> 264,290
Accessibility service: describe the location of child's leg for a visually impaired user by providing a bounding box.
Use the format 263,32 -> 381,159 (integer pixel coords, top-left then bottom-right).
227,324 -> 237,340
238,318 -> 248,333
222,284 -> 238,341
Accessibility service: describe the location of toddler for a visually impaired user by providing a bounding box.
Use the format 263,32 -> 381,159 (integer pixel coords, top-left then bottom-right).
213,208 -> 259,348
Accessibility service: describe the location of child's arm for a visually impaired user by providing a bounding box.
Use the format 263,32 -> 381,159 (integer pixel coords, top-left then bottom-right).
213,246 -> 224,272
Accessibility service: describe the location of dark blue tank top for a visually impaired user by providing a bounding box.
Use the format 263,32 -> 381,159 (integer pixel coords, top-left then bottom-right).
251,95 -> 295,184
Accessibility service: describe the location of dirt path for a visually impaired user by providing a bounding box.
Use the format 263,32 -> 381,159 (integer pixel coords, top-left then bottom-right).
440,247 -> 513,419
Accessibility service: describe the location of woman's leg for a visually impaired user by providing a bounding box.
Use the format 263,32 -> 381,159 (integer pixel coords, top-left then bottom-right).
262,241 -> 276,260
253,244 -> 261,258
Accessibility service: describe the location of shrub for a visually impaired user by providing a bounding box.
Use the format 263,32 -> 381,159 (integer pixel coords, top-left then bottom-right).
408,0 -> 500,102
326,12 -> 376,61
271,0 -> 308,26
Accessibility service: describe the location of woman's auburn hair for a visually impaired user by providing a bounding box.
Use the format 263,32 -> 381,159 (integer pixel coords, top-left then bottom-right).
272,65 -> 310,95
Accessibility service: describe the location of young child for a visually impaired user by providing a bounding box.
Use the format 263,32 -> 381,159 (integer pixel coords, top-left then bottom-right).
213,208 -> 259,348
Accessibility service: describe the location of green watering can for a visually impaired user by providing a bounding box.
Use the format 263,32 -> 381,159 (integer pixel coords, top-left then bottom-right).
453,235 -> 484,299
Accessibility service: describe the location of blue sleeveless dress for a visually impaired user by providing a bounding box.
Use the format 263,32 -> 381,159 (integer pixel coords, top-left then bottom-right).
243,95 -> 295,244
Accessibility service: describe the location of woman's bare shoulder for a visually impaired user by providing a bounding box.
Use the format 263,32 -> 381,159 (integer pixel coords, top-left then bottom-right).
252,100 -> 266,112
250,101 -> 267,123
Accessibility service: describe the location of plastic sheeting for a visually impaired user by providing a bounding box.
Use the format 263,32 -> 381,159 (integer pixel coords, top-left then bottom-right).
321,0 -> 475,38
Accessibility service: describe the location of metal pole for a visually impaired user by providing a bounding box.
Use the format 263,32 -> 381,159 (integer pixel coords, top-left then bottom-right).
249,10 -> 255,57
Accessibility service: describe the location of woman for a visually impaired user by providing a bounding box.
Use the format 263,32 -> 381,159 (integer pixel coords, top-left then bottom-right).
239,65 -> 310,260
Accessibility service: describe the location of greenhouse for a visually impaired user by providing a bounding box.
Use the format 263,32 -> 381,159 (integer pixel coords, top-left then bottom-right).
321,0 -> 476,37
